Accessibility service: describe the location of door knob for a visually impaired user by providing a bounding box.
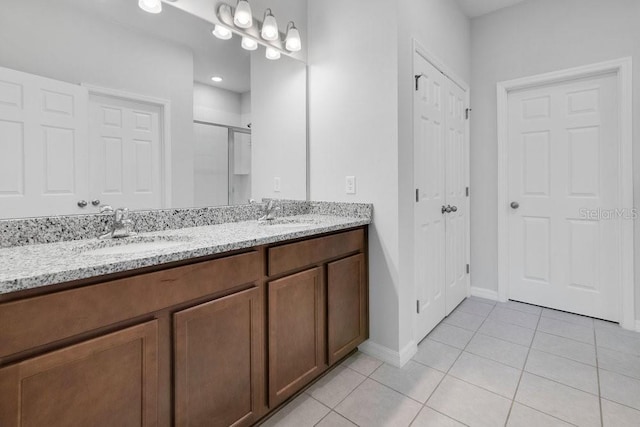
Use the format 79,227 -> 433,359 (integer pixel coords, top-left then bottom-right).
91,199 -> 101,207
442,205 -> 453,214
451,205 -> 458,212
510,201 -> 520,209
77,200 -> 88,208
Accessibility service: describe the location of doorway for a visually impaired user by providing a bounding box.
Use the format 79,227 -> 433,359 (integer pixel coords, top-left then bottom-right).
497,59 -> 634,327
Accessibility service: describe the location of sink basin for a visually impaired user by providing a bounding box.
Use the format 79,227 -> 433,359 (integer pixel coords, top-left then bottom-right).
78,236 -> 191,257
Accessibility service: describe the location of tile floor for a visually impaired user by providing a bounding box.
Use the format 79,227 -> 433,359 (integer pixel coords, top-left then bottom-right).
261,297 -> 640,426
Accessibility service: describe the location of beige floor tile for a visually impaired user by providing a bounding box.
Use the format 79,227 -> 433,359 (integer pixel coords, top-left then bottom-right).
531,331 -> 596,366
495,300 -> 542,315
515,373 -> 600,426
598,346 -> 640,379
457,299 -> 495,317
596,328 -> 640,356
340,351 -> 383,376
541,308 -> 594,328
428,323 -> 475,349
307,366 -> 366,408
478,319 -> 535,346
315,411 -> 357,427
370,360 -> 444,403
261,394 -> 329,427
335,379 -> 422,427
410,406 -> 465,427
599,369 -> 640,410
413,339 -> 462,372
489,307 -> 539,329
466,333 -> 529,369
443,310 -> 486,331
449,352 -> 521,398
524,349 -> 598,394
537,317 -> 594,345
507,403 -> 573,426
427,375 -> 512,427
601,398 -> 640,427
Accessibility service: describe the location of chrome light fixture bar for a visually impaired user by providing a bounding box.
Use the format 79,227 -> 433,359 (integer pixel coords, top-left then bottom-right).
212,3 -> 302,59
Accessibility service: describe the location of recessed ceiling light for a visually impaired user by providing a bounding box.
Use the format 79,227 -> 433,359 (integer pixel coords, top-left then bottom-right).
211,76 -> 223,83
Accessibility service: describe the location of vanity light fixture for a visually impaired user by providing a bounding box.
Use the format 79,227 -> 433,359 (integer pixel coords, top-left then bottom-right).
138,0 -> 162,14
212,25 -> 232,40
211,76 -> 223,82
241,37 -> 258,51
261,9 -> 279,41
233,0 -> 253,29
265,47 -> 281,60
285,22 -> 301,52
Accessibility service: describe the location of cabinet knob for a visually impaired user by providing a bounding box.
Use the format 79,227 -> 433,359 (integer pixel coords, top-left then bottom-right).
77,200 -> 88,208
451,205 -> 458,212
510,201 -> 520,210
92,199 -> 101,207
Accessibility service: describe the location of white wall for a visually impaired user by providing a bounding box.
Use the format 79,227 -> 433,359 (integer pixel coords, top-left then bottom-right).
470,0 -> 640,318
194,83 -> 243,126
308,0 -> 402,354
0,0 -> 195,208
397,0 -> 471,354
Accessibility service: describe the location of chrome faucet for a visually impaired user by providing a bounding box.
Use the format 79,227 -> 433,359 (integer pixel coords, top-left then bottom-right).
99,206 -> 136,239
258,200 -> 280,221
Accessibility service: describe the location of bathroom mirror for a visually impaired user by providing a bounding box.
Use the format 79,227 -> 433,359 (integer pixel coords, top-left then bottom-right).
0,0 -> 308,219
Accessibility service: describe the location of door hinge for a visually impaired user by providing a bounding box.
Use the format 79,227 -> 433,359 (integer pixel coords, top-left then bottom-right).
415,188 -> 419,202
466,187 -> 469,197
466,264 -> 470,274
416,300 -> 420,314
465,108 -> 472,120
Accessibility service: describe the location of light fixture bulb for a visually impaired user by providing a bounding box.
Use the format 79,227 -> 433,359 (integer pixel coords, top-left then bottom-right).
241,37 -> 258,51
211,76 -> 223,83
138,0 -> 162,14
265,47 -> 281,60
285,22 -> 301,52
234,0 -> 253,29
212,25 -> 232,40
261,9 -> 279,41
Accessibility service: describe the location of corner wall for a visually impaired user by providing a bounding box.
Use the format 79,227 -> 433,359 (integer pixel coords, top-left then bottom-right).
470,0 -> 640,318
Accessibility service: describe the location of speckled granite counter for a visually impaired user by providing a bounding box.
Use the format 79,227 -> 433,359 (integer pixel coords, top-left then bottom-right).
0,213 -> 371,295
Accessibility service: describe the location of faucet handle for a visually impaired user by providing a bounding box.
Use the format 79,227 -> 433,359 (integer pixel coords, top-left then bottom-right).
100,205 -> 114,214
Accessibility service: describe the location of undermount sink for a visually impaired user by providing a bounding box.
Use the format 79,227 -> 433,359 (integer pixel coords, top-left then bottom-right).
78,236 -> 191,257
258,218 -> 320,229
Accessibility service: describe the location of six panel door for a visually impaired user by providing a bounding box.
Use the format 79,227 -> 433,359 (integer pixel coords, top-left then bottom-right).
327,254 -> 368,365
0,321 -> 159,427
507,72 -> 620,321
268,267 -> 325,407
174,287 -> 263,427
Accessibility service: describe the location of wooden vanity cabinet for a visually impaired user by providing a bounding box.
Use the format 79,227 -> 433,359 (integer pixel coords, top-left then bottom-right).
0,227 -> 368,427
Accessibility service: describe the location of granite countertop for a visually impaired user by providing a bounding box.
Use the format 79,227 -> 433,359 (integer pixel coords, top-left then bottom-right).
0,214 -> 370,295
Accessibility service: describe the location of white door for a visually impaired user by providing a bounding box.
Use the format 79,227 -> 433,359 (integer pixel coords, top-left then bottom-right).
507,72 -> 620,321
0,66 -> 88,218
414,52 -> 469,341
89,94 -> 163,211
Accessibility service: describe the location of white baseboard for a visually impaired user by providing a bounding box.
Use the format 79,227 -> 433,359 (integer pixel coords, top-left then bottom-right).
636,320 -> 640,333
358,340 -> 417,368
470,286 -> 499,301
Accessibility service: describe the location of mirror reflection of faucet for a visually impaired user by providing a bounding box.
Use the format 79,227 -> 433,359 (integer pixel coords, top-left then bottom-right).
99,206 -> 137,239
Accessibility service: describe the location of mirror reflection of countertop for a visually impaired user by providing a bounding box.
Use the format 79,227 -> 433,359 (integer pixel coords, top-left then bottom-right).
0,214 -> 371,295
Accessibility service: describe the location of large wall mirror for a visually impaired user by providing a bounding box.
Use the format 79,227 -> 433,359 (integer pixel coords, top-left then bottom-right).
0,0 -> 308,219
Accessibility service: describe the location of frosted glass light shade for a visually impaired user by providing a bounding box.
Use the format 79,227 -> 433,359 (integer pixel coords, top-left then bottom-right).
241,37 -> 258,51
234,0 -> 253,29
261,10 -> 279,41
285,23 -> 301,52
212,25 -> 232,40
265,47 -> 281,60
138,0 -> 162,14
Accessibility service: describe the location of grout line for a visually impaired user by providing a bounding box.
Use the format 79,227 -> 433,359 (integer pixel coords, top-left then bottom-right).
503,307 -> 542,427
513,402 -> 580,426
594,322 -> 605,427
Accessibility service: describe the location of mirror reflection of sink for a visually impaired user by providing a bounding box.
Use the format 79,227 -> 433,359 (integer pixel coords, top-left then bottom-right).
78,236 -> 191,257
258,218 -> 320,229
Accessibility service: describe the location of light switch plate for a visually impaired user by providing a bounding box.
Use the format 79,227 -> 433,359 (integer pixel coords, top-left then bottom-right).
274,177 -> 281,192
345,176 -> 356,194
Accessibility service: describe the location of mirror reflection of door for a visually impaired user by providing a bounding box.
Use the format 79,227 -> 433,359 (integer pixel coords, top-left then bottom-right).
193,122 -> 252,207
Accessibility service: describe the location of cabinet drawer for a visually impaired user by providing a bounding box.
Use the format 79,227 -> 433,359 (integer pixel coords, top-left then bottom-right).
0,251 -> 261,359
268,229 -> 364,276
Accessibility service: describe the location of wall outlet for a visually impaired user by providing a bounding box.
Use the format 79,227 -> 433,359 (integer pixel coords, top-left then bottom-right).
345,176 -> 356,194
274,177 -> 281,192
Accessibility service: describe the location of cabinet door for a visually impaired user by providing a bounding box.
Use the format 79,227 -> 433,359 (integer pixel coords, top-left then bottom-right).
268,267 -> 325,407
174,287 -> 263,427
0,321 -> 158,427
328,254 -> 368,365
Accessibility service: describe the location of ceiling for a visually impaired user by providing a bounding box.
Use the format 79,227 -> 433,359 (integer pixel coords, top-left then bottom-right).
456,0 -> 528,18
60,0 -> 250,93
